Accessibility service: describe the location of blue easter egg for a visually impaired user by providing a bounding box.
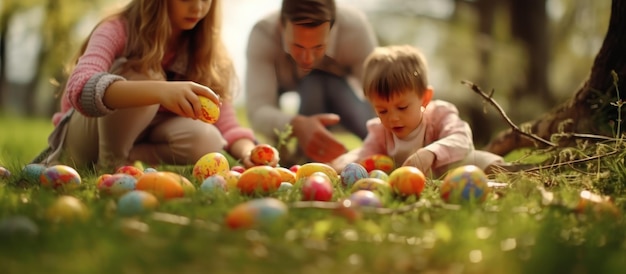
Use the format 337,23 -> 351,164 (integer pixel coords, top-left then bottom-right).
117,190 -> 159,216
22,164 -> 47,183
200,174 -> 227,193
340,163 -> 369,188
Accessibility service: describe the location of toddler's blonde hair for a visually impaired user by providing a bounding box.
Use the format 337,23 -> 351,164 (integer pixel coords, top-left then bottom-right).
362,45 -> 429,100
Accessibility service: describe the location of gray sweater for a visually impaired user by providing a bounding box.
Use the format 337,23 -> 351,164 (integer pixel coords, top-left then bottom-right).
244,5 -> 378,138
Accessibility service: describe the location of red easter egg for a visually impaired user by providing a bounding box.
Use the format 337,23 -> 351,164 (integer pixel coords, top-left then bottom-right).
301,173 -> 334,201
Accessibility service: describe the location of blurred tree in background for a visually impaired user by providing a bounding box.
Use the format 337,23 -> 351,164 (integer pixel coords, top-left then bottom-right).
0,0 -> 110,117
0,0 -> 615,149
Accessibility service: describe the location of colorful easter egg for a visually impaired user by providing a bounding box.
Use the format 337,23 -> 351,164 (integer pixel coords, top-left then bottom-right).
40,165 -> 81,190
295,163 -> 338,182
117,190 -> 159,216
0,216 -> 39,237
219,170 -> 241,190
301,173 -> 334,201
97,173 -> 137,197
249,144 -> 280,167
46,195 -> 89,223
237,166 -> 282,195
350,178 -> 390,194
369,169 -> 389,181
225,198 -> 288,229
200,174 -> 227,193
340,163 -> 369,188
115,165 -> 144,179
21,164 -> 47,183
198,96 -> 220,124
440,165 -> 489,204
275,167 -> 296,184
135,171 -> 189,200
349,190 -> 382,208
0,166 -> 11,179
358,154 -> 395,173
144,167 -> 158,173
192,152 -> 230,181
388,166 -> 426,197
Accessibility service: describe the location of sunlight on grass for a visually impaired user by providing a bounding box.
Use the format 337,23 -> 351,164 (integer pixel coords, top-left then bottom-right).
0,114 -> 53,166
2,113 -> 626,274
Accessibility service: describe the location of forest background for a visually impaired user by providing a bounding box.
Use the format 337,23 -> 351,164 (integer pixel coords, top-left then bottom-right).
0,0 -> 609,147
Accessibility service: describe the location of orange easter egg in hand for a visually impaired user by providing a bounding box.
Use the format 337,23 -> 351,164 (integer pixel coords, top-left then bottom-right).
249,144 -> 280,167
198,96 -> 220,124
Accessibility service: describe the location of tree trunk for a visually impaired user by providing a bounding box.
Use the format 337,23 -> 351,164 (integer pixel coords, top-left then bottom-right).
484,0 -> 626,156
509,0 -> 553,107
0,10 -> 11,108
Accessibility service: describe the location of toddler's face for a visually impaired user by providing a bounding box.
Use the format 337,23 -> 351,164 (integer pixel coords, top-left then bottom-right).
370,90 -> 427,139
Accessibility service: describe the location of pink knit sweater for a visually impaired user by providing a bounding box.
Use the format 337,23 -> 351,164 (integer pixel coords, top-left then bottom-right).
52,18 -> 255,149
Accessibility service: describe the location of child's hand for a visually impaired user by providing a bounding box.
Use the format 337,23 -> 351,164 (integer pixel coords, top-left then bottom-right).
403,149 -> 435,174
159,81 -> 221,119
241,151 -> 255,169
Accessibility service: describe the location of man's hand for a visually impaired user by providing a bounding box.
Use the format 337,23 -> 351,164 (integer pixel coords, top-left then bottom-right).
291,114 -> 348,163
403,148 -> 435,174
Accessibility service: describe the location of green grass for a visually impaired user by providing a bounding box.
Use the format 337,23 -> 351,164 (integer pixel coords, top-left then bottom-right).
2,114 -> 626,274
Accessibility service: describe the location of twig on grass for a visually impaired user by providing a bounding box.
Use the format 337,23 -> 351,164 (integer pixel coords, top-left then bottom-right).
461,80 -> 557,148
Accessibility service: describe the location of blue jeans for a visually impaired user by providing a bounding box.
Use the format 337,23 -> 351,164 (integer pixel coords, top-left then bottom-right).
296,70 -> 375,139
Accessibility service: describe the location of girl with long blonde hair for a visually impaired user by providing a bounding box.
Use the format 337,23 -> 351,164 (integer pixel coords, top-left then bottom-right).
41,0 -> 257,171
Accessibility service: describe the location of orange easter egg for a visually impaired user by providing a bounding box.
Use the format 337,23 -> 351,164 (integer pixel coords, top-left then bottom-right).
237,166 -> 282,195
135,171 -> 188,200
249,144 -> 280,167
388,166 -> 426,197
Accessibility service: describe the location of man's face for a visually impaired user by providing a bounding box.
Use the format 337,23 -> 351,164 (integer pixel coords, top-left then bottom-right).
283,21 -> 330,73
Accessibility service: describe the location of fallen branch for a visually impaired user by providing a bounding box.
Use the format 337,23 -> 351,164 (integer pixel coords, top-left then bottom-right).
461,80 -> 557,148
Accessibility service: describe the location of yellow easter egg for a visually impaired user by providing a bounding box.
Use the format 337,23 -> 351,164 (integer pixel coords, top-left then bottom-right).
198,96 -> 220,124
295,163 -> 338,182
192,152 -> 230,182
46,195 -> 89,223
275,167 -> 296,184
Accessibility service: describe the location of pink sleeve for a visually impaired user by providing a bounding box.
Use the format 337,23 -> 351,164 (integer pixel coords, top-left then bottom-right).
214,101 -> 256,149
423,101 -> 473,168
61,19 -> 127,117
356,118 -> 388,159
